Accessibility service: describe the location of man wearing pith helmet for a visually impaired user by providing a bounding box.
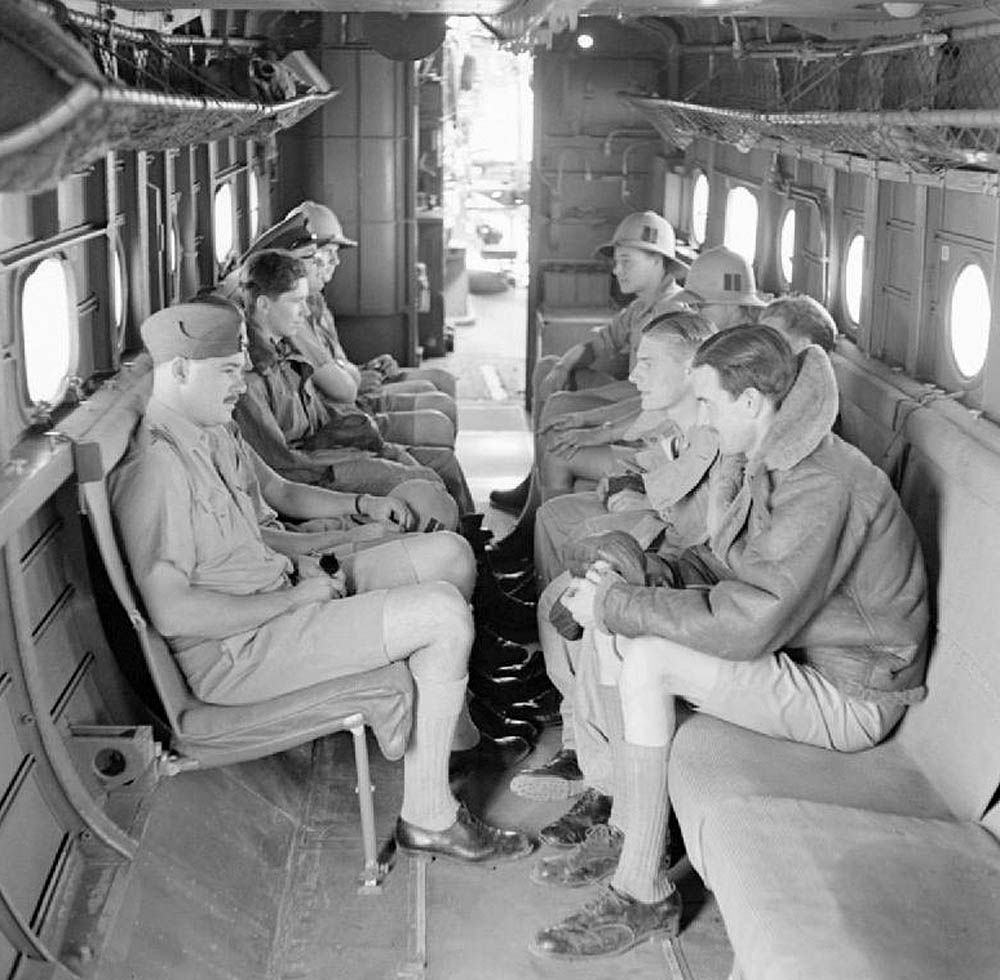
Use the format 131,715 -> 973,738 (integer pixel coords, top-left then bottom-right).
673,245 -> 767,331
487,211 -> 691,564
294,200 -> 458,402
111,300 -> 537,867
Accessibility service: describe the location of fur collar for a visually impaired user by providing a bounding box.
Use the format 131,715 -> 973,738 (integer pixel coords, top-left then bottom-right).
748,345 -> 839,474
707,346 -> 838,560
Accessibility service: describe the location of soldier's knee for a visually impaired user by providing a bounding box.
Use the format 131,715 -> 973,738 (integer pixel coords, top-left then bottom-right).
428,581 -> 474,647
617,637 -> 671,695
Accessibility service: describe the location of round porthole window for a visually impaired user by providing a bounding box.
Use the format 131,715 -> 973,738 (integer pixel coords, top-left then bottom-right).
214,182 -> 235,265
22,256 -> 77,406
111,240 -> 128,347
844,233 -> 865,325
249,169 -> 261,240
691,171 -> 709,246
723,186 -> 758,264
779,207 -> 796,285
948,262 -> 991,378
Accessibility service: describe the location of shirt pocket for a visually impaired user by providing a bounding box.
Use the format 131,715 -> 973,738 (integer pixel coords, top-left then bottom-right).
191,485 -> 236,563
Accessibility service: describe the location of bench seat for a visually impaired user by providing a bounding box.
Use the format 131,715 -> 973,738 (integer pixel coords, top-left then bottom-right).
667,341 -> 1000,979
701,797 -> 1000,980
669,714 -> 952,881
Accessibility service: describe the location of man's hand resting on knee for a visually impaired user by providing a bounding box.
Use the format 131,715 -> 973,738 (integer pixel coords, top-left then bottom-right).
563,531 -> 647,586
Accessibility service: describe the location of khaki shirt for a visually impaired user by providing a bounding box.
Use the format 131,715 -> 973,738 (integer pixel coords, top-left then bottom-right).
233,319 -> 336,484
111,399 -> 291,645
305,293 -> 350,363
588,279 -> 687,377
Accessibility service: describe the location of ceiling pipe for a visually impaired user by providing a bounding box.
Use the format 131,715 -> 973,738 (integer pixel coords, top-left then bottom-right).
681,32 -> 947,60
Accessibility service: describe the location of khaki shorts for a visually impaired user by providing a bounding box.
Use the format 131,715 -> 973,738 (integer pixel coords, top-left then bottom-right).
692,652 -> 905,753
177,536 -> 430,706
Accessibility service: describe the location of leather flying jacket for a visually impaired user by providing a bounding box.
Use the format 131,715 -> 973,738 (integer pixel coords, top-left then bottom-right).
593,346 -> 930,705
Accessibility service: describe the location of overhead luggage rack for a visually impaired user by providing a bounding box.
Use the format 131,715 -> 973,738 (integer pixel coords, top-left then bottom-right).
0,85 -> 337,194
0,1 -> 337,193
626,95 -> 1000,176
626,22 -> 1000,180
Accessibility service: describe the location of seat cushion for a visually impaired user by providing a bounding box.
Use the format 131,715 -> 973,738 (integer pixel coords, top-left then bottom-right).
669,714 -> 952,877
176,661 -> 413,766
701,797 -> 1000,980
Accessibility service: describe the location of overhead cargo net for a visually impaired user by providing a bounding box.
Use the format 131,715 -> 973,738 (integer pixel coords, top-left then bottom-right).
627,26 -> 1000,177
0,1 -> 336,193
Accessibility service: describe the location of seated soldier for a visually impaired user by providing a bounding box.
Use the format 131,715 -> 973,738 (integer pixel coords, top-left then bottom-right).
112,301 -> 535,862
511,311 -> 717,802
239,202 -> 456,403
269,204 -> 458,448
292,202 -> 457,400
671,245 -> 767,330
234,249 -> 475,515
757,292 -> 838,353
485,212 -> 690,566
528,324 -> 929,960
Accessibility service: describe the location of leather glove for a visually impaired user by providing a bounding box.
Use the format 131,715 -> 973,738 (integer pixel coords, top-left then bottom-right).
562,531 -> 647,586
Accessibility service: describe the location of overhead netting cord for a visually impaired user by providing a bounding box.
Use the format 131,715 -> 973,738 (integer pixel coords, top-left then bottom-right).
629,28 -> 1000,176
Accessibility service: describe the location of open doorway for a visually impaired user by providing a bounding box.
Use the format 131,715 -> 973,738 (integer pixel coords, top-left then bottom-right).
424,18 -> 532,405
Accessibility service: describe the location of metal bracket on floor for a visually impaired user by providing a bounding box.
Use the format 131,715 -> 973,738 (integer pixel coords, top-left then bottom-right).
661,935 -> 695,980
396,855 -> 428,979
351,718 -> 388,894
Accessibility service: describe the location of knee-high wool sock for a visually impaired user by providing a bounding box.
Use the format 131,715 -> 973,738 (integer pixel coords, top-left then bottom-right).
598,684 -> 626,830
450,693 -> 480,752
611,740 -> 674,904
399,674 -> 466,832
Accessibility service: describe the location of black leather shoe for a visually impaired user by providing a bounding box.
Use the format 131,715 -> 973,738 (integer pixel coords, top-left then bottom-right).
471,628 -> 536,674
504,688 -> 562,729
484,549 -> 533,576
489,476 -> 530,515
539,788 -> 613,848
468,694 -> 540,744
477,615 -> 538,647
475,586 -> 538,642
505,575 -> 539,603
469,668 -> 553,705
510,748 -> 585,801
493,565 -> 536,589
492,649 -> 547,681
459,513 -> 485,535
463,529 -> 494,556
475,569 -> 537,618
483,524 -> 533,574
450,734 -> 532,777
395,803 -> 537,863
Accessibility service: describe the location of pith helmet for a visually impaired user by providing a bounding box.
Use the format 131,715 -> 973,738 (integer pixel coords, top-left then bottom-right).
295,201 -> 358,248
674,246 -> 766,307
242,210 -> 317,259
596,211 -> 689,277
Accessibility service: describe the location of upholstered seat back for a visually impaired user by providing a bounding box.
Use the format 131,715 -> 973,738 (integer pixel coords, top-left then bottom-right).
832,344 -> 1000,821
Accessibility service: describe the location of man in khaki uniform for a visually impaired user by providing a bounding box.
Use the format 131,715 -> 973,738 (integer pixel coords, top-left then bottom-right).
487,212 -> 690,562
112,301 -> 535,864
